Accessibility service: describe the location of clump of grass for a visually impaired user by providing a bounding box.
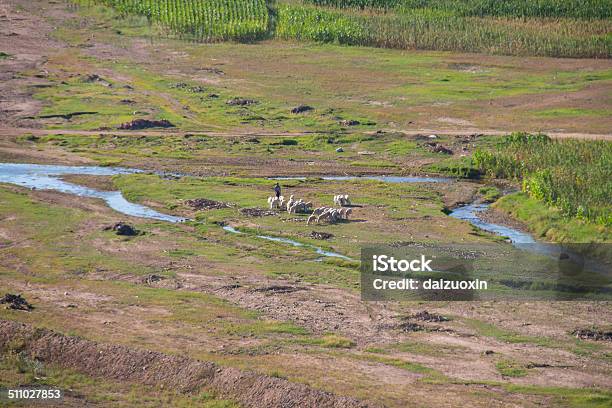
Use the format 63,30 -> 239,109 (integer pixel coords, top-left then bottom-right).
478,186 -> 501,202
465,318 -> 555,347
473,133 -> 611,226
364,346 -> 388,354
268,370 -> 288,379
321,334 -> 356,348
0,51 -> 11,59
426,156 -> 480,178
496,359 -> 528,377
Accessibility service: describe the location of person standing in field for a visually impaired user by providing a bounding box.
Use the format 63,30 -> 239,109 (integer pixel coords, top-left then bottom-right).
274,182 -> 281,198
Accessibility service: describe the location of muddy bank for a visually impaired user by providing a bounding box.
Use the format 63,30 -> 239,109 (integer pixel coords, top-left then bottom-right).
478,206 -> 531,234
0,320 -> 373,408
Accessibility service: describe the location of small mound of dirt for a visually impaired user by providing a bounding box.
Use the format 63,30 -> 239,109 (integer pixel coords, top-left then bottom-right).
397,322 -> 425,332
185,198 -> 232,211
251,285 -> 305,294
118,119 -> 174,130
227,97 -> 257,106
82,74 -> 111,87
425,142 -> 453,155
571,328 -> 612,341
104,222 -> 138,236
291,105 -> 314,114
217,283 -> 242,291
412,311 -> 449,322
143,274 -> 165,285
240,207 -> 276,217
310,231 -> 334,240
1,293 -> 34,311
200,67 -> 225,75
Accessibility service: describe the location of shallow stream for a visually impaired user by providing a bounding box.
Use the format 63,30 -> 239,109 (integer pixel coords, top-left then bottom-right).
0,163 -> 540,258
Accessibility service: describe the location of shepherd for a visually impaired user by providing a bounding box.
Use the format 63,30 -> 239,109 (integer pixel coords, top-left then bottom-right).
273,182 -> 281,199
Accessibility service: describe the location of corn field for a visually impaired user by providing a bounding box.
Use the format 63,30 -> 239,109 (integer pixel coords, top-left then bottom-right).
71,0 -> 611,57
305,0 -> 612,19
75,0 -> 271,41
473,133 -> 612,226
276,4 -> 611,58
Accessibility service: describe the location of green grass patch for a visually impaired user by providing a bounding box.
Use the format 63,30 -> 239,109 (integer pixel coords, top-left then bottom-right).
425,156 -> 479,178
464,318 -> 555,347
495,359 -> 528,377
321,334 -> 355,348
494,192 -> 610,243
503,384 -> 612,408
533,108 -> 610,118
478,186 -> 501,202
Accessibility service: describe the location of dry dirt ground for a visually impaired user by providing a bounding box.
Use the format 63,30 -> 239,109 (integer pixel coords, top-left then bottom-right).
0,1 -> 611,407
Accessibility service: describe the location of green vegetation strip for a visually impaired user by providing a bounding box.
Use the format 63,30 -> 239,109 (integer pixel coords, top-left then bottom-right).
305,0 -> 612,19
473,133 -> 611,226
71,0 -> 612,57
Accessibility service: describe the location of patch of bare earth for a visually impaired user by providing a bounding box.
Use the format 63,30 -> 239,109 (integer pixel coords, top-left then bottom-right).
479,207 -> 531,233
0,320 -> 372,408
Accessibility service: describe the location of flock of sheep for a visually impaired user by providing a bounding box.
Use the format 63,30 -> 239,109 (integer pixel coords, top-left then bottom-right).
307,207 -> 352,225
267,194 -> 353,225
268,195 -> 313,213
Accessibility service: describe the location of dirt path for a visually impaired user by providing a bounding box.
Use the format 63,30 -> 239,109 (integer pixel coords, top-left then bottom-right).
1,126 -> 611,141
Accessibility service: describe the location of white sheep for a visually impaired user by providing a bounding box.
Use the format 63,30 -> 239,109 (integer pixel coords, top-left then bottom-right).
309,206 -> 328,224
317,208 -> 339,223
285,195 -> 295,211
288,198 -> 300,214
308,206 -> 353,224
311,207 -> 326,217
340,207 -> 353,220
268,196 -> 280,209
333,194 -> 351,206
285,197 -> 313,214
